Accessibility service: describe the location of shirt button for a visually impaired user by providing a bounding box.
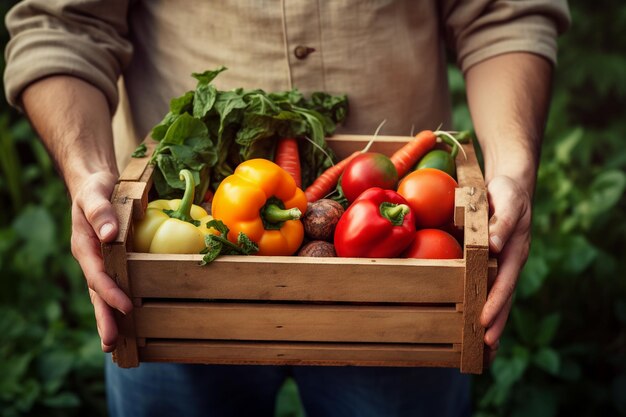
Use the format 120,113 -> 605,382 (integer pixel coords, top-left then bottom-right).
294,45 -> 315,60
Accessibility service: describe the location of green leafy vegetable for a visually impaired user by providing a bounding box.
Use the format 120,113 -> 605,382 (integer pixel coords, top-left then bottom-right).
148,67 -> 348,202
131,143 -> 147,158
200,219 -> 258,264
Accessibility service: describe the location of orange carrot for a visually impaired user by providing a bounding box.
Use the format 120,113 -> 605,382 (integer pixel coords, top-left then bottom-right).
304,150 -> 361,202
275,137 -> 302,188
304,120 -> 385,202
390,130 -> 437,177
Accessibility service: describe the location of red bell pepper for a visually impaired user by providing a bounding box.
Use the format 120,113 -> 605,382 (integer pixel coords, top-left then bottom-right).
334,187 -> 416,258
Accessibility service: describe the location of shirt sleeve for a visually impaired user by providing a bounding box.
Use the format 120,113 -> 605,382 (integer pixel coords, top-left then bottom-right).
3,0 -> 133,113
441,0 -> 571,72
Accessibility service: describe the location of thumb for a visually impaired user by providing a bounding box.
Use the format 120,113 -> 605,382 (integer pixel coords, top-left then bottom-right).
77,176 -> 119,242
486,176 -> 530,254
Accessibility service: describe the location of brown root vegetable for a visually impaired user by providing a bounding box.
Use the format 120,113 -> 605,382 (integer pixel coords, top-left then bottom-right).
303,199 -> 344,241
297,241 -> 337,257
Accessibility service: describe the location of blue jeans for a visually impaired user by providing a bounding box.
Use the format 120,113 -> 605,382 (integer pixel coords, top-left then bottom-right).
106,358 -> 470,417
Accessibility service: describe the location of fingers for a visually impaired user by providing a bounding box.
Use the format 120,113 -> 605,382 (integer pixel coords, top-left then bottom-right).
90,289 -> 118,352
77,173 -> 119,242
72,202 -> 133,315
480,175 -> 533,354
485,176 -> 529,254
70,173 -> 133,351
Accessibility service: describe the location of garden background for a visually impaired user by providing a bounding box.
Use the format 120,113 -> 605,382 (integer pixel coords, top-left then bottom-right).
1,1 -> 625,416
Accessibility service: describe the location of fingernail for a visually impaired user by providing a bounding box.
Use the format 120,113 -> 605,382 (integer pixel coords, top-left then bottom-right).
99,223 -> 115,239
490,235 -> 503,252
117,307 -> 128,316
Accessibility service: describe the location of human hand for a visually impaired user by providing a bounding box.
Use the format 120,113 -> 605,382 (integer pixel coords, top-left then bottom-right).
70,172 -> 133,352
480,175 -> 533,363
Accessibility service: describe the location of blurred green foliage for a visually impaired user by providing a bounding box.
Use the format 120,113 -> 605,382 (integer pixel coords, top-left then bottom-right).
448,1 -> 626,416
1,0 -> 625,416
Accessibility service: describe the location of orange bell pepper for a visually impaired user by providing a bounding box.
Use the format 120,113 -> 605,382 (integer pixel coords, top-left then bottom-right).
211,159 -> 307,256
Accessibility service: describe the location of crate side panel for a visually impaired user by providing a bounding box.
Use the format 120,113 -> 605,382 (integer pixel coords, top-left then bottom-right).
139,340 -> 461,368
134,303 -> 463,344
119,139 -> 157,182
455,142 -> 485,189
127,254 -> 464,303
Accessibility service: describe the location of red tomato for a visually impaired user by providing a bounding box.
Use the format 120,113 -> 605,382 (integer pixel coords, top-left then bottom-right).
397,168 -> 457,228
402,228 -> 463,259
340,152 -> 398,204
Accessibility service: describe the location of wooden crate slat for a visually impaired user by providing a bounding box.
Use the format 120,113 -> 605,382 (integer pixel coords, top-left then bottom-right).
139,340 -> 461,368
118,139 -> 157,182
455,141 -> 485,190
102,242 -> 139,368
134,303 -> 463,344
127,254 -> 464,303
459,185 -> 490,374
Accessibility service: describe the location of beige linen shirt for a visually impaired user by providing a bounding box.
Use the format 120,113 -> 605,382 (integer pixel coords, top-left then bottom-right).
4,0 -> 570,171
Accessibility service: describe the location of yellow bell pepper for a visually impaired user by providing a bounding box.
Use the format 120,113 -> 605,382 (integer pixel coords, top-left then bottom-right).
211,159 -> 307,256
133,170 -> 215,253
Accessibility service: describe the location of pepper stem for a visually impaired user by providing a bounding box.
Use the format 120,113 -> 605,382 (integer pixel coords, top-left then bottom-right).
380,202 -> 410,226
264,204 -> 302,223
165,169 -> 197,224
260,197 -> 302,230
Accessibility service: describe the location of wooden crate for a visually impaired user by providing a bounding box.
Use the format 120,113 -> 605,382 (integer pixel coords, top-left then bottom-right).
103,135 -> 496,374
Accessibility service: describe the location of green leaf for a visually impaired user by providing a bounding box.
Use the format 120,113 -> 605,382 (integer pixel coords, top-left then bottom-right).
561,235 -> 598,274
42,391 -> 81,408
236,232 -> 259,255
131,143 -> 147,158
37,350 -> 75,395
192,66 -> 227,85
193,83 -> 218,119
554,128 -> 583,164
0,352 -> 33,393
12,205 -> 56,257
492,349 -> 530,387
151,112 -> 180,141
533,347 -> 561,375
535,313 -> 561,347
14,378 -> 40,412
518,255 -> 549,298
162,113 -> 209,145
587,169 -> 626,214
169,91 -> 194,115
512,308 -> 537,346
200,220 -> 258,264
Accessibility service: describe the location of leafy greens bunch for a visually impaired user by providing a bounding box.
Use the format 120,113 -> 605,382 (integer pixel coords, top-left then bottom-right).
147,66 -> 349,203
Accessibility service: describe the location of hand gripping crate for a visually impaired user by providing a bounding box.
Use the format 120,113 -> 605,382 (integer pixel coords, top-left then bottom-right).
103,134 -> 496,374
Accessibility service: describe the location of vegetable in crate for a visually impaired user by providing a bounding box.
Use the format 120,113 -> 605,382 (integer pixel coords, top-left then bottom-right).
133,170 -> 216,253
334,187 -> 415,258
397,168 -> 458,228
402,229 -> 463,259
148,67 -> 348,202
297,241 -> 337,257
416,148 -> 457,178
211,158 -> 307,256
339,152 -> 399,204
302,199 -> 344,241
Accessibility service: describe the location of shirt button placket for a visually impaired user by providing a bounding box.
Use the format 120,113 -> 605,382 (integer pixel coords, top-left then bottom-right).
283,3 -> 325,90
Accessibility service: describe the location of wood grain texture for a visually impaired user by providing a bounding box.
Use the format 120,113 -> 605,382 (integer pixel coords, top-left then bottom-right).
139,340 -> 461,368
119,139 -> 157,182
134,303 -> 463,344
127,254 -> 464,303
102,242 -> 139,368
